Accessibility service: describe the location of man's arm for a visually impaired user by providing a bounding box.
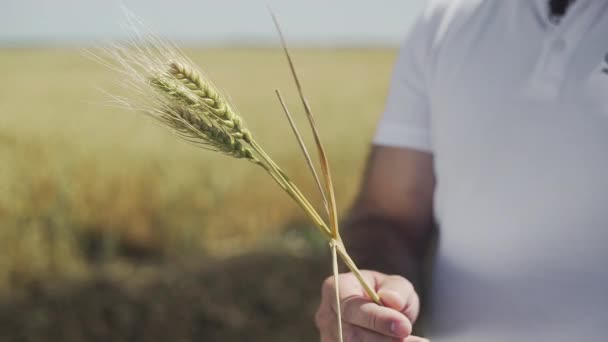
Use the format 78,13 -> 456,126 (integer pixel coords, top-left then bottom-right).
315,145 -> 436,342
343,145 -> 437,295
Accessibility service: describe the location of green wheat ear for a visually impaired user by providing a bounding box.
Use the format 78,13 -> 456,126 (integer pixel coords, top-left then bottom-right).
148,75 -> 254,160
168,61 -> 253,144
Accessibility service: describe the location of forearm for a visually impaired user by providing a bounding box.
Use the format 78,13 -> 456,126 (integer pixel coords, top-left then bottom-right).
341,210 -> 437,297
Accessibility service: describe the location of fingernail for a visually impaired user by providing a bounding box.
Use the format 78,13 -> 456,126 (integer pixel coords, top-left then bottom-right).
389,320 -> 410,336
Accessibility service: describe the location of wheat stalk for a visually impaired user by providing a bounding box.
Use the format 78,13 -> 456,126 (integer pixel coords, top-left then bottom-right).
94,12 -> 382,341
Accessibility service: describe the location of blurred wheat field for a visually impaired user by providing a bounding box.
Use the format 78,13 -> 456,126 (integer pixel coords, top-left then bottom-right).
0,48 -> 395,293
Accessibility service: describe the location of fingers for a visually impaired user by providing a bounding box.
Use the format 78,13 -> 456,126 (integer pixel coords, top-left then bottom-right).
324,318 -> 422,342
342,322 -> 410,342
340,296 -> 412,338
317,272 -> 424,341
321,272 -> 375,304
376,276 -> 420,323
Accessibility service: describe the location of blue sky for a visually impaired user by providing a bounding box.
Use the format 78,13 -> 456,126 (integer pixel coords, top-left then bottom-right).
1,0 -> 426,47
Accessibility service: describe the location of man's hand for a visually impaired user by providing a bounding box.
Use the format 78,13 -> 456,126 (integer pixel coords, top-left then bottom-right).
315,270 -> 429,342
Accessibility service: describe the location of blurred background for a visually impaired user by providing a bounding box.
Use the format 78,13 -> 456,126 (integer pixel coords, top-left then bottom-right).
0,1 -> 425,341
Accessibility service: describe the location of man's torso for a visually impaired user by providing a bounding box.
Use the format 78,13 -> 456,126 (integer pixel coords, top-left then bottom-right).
424,0 -> 608,340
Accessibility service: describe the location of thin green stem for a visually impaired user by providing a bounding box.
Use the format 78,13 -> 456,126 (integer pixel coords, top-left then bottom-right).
252,140 -> 311,204
254,159 -> 332,240
330,240 -> 344,342
250,140 -> 331,237
274,89 -> 329,214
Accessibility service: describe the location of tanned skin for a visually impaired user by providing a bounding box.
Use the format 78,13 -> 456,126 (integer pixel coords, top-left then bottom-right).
315,146 -> 437,342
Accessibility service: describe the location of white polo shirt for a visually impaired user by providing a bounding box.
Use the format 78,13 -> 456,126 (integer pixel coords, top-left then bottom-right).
374,0 -> 608,341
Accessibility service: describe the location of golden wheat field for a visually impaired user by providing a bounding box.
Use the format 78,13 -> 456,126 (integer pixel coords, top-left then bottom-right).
0,47 -> 395,341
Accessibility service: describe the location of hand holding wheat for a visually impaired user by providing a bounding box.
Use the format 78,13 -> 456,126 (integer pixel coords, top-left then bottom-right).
316,272 -> 427,342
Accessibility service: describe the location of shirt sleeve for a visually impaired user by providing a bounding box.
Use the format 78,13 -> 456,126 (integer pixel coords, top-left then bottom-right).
373,12 -> 433,153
